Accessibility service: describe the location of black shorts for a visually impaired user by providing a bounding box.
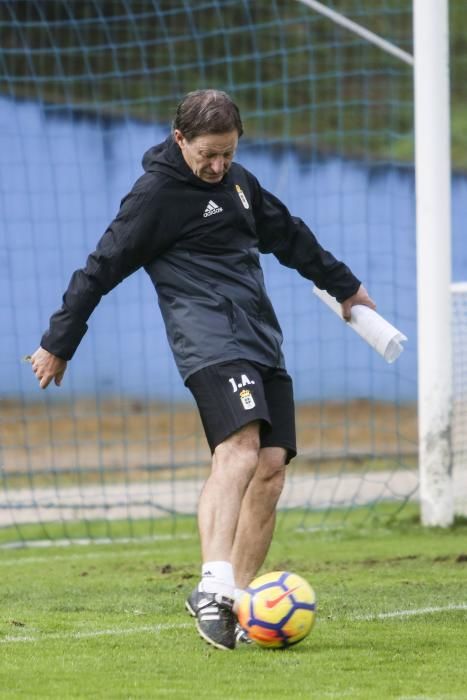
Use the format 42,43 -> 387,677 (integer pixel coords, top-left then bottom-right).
186,360 -> 297,463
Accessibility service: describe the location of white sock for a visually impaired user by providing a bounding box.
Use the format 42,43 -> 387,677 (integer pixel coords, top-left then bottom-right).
200,561 -> 235,598
234,587 -> 246,603
233,587 -> 246,612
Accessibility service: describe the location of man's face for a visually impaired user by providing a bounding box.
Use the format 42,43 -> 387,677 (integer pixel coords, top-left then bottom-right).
174,129 -> 238,183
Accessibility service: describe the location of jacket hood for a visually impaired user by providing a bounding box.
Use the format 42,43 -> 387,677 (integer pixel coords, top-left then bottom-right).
142,135 -> 223,190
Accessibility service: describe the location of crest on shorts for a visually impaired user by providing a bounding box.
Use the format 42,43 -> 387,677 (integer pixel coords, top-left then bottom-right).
235,184 -> 250,209
240,389 -> 255,410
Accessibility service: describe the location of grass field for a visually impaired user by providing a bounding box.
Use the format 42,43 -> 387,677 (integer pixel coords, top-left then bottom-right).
1,509 -> 466,699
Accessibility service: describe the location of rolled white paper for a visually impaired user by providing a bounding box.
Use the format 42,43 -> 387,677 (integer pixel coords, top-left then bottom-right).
313,287 -> 408,363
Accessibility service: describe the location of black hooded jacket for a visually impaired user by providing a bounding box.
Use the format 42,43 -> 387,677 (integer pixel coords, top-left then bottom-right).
41,136 -> 360,381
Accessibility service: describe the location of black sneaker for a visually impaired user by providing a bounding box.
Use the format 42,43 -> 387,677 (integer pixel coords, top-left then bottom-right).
235,624 -> 252,645
195,593 -> 236,651
186,586 -> 252,646
185,586 -> 202,617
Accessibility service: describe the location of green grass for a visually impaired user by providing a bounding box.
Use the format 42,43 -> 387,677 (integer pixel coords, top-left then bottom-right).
1,511 -> 467,699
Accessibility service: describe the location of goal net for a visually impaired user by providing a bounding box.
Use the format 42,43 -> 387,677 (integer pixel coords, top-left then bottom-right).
1,0 -> 462,544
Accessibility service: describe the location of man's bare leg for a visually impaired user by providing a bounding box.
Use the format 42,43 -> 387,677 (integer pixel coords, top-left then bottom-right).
231,447 -> 286,589
197,421 -> 260,566
193,422 -> 261,649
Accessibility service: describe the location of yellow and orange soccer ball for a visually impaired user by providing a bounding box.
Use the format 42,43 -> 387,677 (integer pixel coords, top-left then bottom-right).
237,571 -> 317,648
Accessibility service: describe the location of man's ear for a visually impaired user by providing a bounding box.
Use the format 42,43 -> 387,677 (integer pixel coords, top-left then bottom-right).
173,129 -> 185,147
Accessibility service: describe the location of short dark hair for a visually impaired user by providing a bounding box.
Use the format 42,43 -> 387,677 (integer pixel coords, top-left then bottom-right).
172,89 -> 243,141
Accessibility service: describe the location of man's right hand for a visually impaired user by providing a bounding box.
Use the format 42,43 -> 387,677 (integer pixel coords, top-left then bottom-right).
29,347 -> 67,389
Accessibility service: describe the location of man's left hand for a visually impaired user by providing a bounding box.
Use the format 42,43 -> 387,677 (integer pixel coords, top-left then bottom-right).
341,284 -> 376,322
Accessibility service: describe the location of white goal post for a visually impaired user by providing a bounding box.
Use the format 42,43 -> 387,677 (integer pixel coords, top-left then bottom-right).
414,0 -> 453,526
452,283 -> 467,517
297,0 -> 454,525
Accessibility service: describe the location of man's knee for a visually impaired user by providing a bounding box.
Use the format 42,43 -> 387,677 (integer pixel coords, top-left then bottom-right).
256,448 -> 287,499
212,421 -> 261,478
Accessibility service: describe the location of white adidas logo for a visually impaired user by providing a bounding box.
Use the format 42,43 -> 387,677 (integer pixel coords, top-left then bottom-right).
203,200 -> 223,218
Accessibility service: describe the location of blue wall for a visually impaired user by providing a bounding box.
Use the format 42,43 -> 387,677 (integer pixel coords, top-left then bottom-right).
1,97 -> 466,401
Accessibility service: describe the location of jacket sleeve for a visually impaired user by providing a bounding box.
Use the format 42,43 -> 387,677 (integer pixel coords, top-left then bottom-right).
250,178 -> 361,303
41,175 -> 173,360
